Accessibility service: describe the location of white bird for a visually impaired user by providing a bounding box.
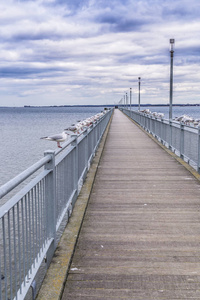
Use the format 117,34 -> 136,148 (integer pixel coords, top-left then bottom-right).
157,113 -> 164,119
40,131 -> 69,148
141,109 -> 151,114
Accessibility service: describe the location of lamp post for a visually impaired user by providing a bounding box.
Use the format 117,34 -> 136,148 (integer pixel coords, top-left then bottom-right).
138,77 -> 141,111
126,92 -> 128,108
169,39 -> 175,120
130,88 -> 132,110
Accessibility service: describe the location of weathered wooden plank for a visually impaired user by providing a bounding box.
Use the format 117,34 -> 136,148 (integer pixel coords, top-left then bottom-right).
62,109 -> 200,299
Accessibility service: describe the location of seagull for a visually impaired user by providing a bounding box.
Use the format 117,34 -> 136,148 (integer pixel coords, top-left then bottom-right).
65,122 -> 86,134
40,131 -> 69,148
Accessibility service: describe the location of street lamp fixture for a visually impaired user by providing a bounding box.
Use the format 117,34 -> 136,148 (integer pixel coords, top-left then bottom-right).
169,39 -> 175,119
138,77 -> 141,111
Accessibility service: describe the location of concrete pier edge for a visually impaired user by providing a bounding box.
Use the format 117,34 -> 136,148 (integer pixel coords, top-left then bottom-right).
124,111 -> 200,181
36,112 -> 113,300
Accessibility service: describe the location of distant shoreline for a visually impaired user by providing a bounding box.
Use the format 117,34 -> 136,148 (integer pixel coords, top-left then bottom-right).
23,103 -> 200,108
0,104 -> 199,108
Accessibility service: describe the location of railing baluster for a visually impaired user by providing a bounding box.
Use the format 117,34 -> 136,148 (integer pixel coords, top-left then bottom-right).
38,181 -> 41,255
2,216 -> 8,299
17,202 -> 22,294
44,150 -> 56,267
13,206 -> 17,299
28,191 -> 32,276
8,210 -> 12,300
71,135 -> 78,202
21,198 -> 26,287
180,123 -> 184,159
35,185 -> 38,261
84,129 -> 88,175
32,189 -> 35,268
25,195 -> 28,279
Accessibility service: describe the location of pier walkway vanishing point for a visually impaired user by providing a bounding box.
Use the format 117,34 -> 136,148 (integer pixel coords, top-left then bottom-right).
61,109 -> 200,299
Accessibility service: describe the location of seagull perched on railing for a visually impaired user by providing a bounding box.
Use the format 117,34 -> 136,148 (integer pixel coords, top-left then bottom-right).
40,131 -> 69,148
65,122 -> 87,134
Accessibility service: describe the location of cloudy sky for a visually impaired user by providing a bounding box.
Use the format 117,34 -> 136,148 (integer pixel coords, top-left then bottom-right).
0,0 -> 200,106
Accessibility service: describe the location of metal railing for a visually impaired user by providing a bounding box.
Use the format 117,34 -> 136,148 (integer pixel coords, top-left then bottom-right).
0,108 -> 113,300
121,108 -> 200,173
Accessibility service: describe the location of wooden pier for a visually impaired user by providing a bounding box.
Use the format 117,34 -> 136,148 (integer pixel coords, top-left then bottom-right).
62,109 -> 200,299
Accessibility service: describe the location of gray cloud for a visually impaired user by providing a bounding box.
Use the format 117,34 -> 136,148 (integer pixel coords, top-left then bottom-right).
0,0 -> 200,106
96,15 -> 147,32
0,65 -> 73,79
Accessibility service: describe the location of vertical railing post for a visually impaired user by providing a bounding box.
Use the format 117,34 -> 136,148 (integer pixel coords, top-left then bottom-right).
90,123 -> 94,157
71,135 -> 79,201
97,118 -> 100,145
160,119 -> 164,144
149,116 -> 152,134
83,128 -> 88,173
154,119 -> 158,139
197,127 -> 200,173
169,120 -> 172,150
180,123 -> 184,159
99,117 -> 102,141
44,150 -> 56,267
94,120 -> 98,150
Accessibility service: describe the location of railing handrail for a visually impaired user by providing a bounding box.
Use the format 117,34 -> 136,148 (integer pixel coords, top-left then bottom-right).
0,155 -> 51,200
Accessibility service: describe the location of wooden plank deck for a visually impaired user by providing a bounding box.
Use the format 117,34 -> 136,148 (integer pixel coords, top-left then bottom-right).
62,109 -> 200,300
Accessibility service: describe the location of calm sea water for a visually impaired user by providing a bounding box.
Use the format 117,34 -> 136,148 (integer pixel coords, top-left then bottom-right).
0,105 -> 200,190
0,106 -> 106,189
